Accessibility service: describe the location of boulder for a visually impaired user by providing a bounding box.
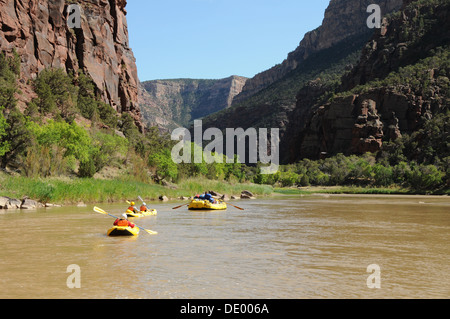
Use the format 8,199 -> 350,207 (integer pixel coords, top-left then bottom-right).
21,198 -> 39,209
209,190 -> 223,198
0,196 -> 10,208
241,190 -> 256,199
159,195 -> 169,201
6,198 -> 21,209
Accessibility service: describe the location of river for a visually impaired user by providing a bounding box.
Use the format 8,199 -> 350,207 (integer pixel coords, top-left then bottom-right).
0,194 -> 449,299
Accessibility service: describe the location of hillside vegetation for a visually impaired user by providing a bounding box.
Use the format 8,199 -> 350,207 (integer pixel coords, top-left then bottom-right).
0,0 -> 448,204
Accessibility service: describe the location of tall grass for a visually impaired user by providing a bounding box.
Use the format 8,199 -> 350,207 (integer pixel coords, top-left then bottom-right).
0,173 -> 273,205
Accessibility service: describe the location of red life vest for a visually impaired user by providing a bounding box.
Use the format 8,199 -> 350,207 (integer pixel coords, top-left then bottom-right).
114,219 -> 135,228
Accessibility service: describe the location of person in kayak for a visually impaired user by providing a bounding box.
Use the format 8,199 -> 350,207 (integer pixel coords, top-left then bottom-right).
140,204 -> 148,213
127,201 -> 140,215
114,214 -> 136,228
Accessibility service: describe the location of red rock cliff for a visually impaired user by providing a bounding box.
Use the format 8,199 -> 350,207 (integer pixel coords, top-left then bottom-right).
0,0 -> 143,131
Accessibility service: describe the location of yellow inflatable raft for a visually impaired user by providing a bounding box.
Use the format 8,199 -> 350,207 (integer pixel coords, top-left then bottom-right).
107,225 -> 140,237
188,199 -> 227,210
126,209 -> 157,218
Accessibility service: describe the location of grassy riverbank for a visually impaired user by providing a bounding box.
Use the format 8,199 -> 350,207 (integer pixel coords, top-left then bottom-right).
1,172 -> 447,206
0,173 -> 273,205
274,186 -> 450,195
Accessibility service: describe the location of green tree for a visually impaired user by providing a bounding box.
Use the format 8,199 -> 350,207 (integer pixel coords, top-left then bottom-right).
29,120 -> 92,164
0,51 -> 19,110
0,108 -> 32,169
148,148 -> 178,182
407,164 -> 444,191
33,68 -> 78,119
0,107 -> 9,156
372,163 -> 394,186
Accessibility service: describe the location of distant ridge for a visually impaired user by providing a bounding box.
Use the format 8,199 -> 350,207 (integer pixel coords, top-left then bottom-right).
138,75 -> 248,130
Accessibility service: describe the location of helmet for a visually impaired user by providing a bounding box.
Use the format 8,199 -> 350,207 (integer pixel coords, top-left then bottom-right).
130,202 -> 135,205
122,213 -> 128,220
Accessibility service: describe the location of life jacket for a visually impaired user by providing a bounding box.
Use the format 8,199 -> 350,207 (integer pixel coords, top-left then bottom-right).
140,205 -> 148,212
115,219 -> 129,227
127,206 -> 139,215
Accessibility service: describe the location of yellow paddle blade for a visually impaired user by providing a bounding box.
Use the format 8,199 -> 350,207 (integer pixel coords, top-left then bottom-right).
94,206 -> 108,215
144,229 -> 158,235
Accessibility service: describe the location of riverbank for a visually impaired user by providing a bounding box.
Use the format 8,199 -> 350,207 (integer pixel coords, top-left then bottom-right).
0,173 -> 273,207
274,185 -> 450,196
0,172 -> 448,208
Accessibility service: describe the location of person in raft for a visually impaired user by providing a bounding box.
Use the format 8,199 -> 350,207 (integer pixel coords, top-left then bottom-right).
127,201 -> 140,214
140,203 -> 148,213
196,192 -> 216,204
114,214 -> 136,228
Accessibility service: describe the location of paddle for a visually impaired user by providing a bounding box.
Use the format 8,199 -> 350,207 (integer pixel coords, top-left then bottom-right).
138,196 -> 147,207
172,203 -> 189,209
93,206 -> 158,235
222,201 -> 244,211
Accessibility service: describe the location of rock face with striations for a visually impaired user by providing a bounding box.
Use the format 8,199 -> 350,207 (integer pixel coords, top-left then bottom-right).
233,0 -> 403,105
139,76 -> 248,129
284,0 -> 450,162
0,0 -> 143,131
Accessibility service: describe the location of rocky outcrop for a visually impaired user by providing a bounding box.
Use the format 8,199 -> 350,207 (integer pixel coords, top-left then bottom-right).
0,0 -> 143,131
0,196 -> 43,209
293,88 -> 420,160
139,76 -> 248,128
233,0 -> 403,105
284,0 -> 450,162
341,0 -> 450,91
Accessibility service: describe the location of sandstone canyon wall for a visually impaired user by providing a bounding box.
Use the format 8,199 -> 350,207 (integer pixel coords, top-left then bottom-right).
0,0 -> 143,130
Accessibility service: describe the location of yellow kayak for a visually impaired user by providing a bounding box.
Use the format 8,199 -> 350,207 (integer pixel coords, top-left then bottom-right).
107,225 -> 140,237
188,199 -> 227,210
126,209 -> 157,218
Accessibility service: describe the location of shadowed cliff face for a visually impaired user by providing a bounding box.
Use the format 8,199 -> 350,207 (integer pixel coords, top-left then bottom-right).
0,0 -> 143,131
284,0 -> 450,162
233,0 -> 403,105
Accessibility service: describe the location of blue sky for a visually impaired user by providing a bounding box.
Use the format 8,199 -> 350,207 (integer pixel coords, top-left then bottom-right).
126,0 -> 330,81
